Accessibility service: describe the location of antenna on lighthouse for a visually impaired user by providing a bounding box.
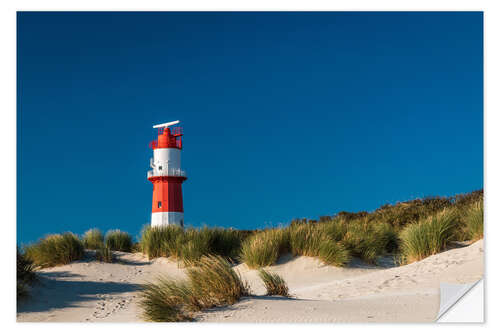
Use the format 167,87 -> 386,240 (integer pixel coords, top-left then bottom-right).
153,120 -> 180,129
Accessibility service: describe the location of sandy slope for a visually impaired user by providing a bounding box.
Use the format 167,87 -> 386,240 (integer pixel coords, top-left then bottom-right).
17,240 -> 483,323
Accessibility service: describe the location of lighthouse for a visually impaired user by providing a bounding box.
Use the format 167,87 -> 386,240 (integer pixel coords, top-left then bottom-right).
147,120 -> 187,227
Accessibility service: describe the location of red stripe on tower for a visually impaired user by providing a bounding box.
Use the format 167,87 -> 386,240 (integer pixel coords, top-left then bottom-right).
147,120 -> 187,227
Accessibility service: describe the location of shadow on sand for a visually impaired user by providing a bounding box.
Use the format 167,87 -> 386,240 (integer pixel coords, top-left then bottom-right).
113,253 -> 151,267
17,271 -> 142,314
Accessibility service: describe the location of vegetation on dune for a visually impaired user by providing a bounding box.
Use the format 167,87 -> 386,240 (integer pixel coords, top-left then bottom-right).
105,229 -> 133,252
82,228 -> 104,250
463,201 -> 484,241
258,269 -> 289,297
399,209 -> 458,264
240,228 -> 289,268
139,278 -> 195,322
239,190 -> 482,268
140,225 -> 249,264
19,189 -> 482,278
319,189 -> 483,229
139,255 -> 249,322
24,232 -> 84,268
340,220 -> 397,263
96,245 -> 114,263
289,223 -> 351,266
17,248 -> 36,299
186,255 -> 249,308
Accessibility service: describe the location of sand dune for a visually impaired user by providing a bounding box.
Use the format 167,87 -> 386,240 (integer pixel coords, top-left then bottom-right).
17,240 -> 483,323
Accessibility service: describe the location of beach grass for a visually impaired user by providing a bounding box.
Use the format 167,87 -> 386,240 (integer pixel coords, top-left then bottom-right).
463,201 -> 483,241
96,245 -> 114,263
82,228 -> 104,250
186,255 -> 250,308
17,248 -> 36,299
24,232 -> 84,268
139,225 -> 248,264
340,220 -> 397,264
289,223 -> 350,266
139,255 -> 249,322
139,277 -> 195,322
105,229 -> 133,252
240,228 -> 289,268
140,225 -> 184,258
399,208 -> 458,263
258,269 -> 289,297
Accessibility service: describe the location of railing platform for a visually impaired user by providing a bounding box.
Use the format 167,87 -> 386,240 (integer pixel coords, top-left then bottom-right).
147,169 -> 187,179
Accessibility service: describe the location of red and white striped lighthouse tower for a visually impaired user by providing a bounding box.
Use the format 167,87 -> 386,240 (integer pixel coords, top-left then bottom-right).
147,120 -> 187,227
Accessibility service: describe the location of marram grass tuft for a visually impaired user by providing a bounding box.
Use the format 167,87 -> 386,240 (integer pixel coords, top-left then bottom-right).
258,269 -> 290,297
139,255 -> 250,322
24,232 -> 84,268
82,228 -> 104,250
399,209 -> 458,264
105,229 -> 133,252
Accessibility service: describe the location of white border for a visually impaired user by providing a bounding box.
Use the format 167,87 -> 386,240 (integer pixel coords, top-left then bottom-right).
2,1 -> 498,333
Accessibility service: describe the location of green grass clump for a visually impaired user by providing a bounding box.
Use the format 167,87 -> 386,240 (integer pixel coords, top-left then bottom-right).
140,225 -> 184,258
187,255 -> 249,307
17,248 -> 36,299
140,225 -> 249,265
340,220 -> 397,263
240,229 -> 289,268
318,239 -> 351,266
96,245 -> 114,263
289,223 -> 350,266
82,228 -> 104,250
105,229 -> 133,252
139,278 -> 195,322
24,232 -> 84,268
241,224 -> 351,268
139,255 -> 249,322
258,269 -> 289,297
463,201 -> 483,241
400,209 -> 458,263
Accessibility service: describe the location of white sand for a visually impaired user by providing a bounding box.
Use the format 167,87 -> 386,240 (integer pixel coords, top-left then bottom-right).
17,240 -> 483,323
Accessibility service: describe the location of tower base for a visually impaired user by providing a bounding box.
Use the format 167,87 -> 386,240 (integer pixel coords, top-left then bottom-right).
151,212 -> 184,227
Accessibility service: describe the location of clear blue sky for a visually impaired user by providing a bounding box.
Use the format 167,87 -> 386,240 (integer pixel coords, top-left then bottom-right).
17,12 -> 483,244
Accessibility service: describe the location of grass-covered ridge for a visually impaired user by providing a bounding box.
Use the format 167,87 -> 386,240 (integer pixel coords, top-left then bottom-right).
19,189 -> 483,271
137,189 -> 482,268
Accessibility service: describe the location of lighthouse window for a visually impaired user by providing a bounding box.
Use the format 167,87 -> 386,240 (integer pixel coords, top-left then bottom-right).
158,166 -> 162,170
157,201 -> 162,208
